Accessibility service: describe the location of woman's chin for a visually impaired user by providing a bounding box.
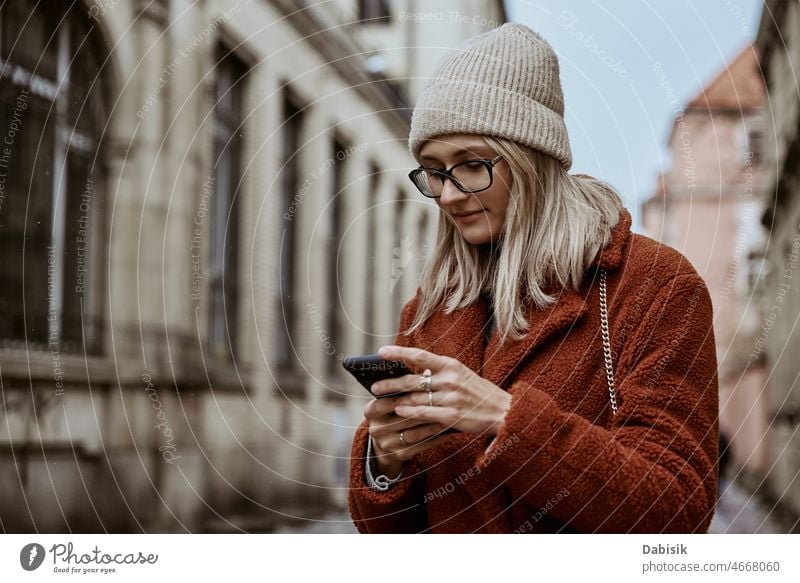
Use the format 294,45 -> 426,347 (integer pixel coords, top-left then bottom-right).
459,229 -> 494,245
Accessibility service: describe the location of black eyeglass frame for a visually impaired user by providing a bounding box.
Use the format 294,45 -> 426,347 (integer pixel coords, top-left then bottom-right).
408,154 -> 504,198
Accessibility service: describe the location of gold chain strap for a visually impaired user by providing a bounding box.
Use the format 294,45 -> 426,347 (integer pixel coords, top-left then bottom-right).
599,268 -> 618,414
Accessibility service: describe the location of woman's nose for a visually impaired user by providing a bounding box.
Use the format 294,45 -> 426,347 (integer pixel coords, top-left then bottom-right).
438,178 -> 469,205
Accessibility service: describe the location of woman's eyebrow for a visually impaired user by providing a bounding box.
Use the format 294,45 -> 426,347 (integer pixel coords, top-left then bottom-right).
421,145 -> 490,161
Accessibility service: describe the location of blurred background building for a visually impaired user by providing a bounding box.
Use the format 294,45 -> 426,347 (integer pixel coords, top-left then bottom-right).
640,44 -> 776,530
641,0 -> 800,532
0,0 -> 505,532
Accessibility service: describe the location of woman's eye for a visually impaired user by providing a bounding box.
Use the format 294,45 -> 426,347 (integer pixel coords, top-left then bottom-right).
460,161 -> 486,172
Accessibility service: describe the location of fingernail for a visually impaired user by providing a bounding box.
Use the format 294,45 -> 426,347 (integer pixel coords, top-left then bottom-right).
378,347 -> 388,357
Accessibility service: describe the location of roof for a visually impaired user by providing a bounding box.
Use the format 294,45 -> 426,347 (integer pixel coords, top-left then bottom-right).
685,44 -> 764,111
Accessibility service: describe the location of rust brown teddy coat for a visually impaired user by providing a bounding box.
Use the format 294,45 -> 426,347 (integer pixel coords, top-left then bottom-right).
348,206 -> 719,533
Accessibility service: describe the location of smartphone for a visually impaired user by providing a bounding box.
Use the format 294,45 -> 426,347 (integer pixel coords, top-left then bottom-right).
343,353 -> 460,435
342,354 -> 415,398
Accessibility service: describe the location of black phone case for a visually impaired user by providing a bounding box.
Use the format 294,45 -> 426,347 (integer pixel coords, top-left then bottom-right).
342,354 -> 414,397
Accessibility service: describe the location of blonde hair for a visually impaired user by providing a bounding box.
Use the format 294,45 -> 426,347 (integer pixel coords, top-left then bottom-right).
405,136 -> 624,345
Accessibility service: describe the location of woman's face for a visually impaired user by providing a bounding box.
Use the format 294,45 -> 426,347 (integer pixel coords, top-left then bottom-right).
418,134 -> 512,245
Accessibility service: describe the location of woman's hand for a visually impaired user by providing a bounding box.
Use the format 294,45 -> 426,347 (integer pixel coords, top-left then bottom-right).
364,391 -> 458,478
371,345 -> 512,437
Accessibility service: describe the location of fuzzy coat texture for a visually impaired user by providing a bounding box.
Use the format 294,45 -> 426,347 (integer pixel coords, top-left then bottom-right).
348,206 -> 720,533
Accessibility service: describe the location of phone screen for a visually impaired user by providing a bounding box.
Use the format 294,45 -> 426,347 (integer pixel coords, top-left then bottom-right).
342,354 -> 414,397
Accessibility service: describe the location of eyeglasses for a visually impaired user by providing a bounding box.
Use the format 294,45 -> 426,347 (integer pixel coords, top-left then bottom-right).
408,155 -> 504,198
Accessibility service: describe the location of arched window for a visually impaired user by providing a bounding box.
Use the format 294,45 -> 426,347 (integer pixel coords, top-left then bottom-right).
0,1 -> 107,354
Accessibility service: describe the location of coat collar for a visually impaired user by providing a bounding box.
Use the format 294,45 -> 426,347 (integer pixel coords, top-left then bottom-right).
414,207 -> 632,389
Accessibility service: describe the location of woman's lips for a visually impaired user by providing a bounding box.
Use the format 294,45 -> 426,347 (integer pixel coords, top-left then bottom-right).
454,210 -> 484,224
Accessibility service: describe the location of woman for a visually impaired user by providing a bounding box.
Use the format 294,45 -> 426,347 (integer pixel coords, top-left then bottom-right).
348,22 -> 719,533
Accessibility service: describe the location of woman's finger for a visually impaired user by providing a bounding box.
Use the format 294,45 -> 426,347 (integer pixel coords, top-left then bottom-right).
369,415 -> 439,437
363,395 -> 401,420
394,403 -> 458,428
393,431 -> 459,461
393,388 -> 457,408
377,345 -> 454,376
399,423 -> 448,445
373,423 -> 442,451
371,369 -> 432,396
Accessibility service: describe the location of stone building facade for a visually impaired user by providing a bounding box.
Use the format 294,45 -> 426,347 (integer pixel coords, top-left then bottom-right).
0,0 -> 505,532
754,0 -> 800,530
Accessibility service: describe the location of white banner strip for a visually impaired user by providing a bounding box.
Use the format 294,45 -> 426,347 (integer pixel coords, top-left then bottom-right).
1,534 -> 797,582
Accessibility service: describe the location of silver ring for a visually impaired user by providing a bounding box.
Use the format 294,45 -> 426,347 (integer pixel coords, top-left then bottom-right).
399,431 -> 407,445
427,390 -> 433,407
422,369 -> 432,391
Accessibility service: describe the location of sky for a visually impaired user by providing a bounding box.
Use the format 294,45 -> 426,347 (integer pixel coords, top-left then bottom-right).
505,0 -> 764,231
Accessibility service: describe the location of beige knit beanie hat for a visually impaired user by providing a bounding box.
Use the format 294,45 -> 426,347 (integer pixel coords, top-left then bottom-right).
408,22 -> 572,170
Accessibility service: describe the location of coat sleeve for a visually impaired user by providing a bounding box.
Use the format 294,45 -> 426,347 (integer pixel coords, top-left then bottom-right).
347,291 -> 430,533
474,271 -> 720,533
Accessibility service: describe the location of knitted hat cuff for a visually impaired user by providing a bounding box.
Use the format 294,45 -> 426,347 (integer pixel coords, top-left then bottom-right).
408,79 -> 572,169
